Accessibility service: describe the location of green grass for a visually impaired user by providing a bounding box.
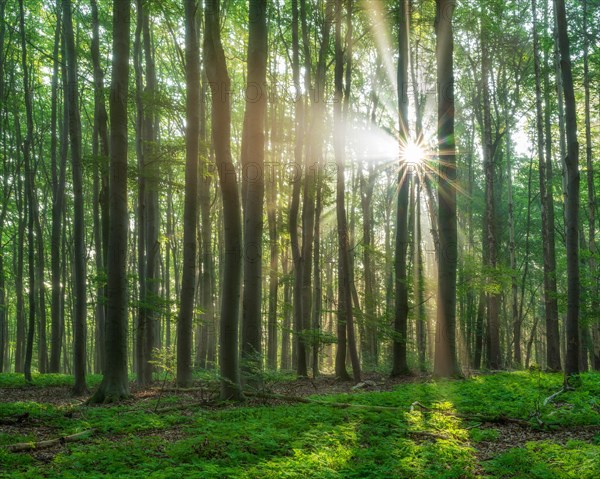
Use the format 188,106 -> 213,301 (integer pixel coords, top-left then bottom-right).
0,373 -> 105,389
0,371 -> 599,478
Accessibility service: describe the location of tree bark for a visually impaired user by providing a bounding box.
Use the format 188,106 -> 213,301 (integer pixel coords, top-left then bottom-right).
90,0 -> 109,374
392,0 -> 411,377
205,0 -> 243,400
433,0 -> 460,377
480,9 -> 500,370
554,0 -> 580,381
63,0 -> 88,395
266,113 -> 278,371
177,0 -> 200,388
582,0 -> 599,371
142,4 -> 159,384
289,0 -> 306,378
50,8 -> 67,373
90,0 -> 131,403
241,0 -> 268,385
19,0 -> 36,384
414,177 -> 427,372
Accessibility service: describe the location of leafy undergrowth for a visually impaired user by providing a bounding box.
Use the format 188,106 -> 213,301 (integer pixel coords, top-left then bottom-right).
0,371 -> 598,478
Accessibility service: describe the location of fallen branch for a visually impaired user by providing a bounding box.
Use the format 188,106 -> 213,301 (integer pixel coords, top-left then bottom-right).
543,386 -> 574,406
157,387 -> 208,393
410,401 -> 432,412
411,400 -> 540,428
4,429 -> 96,452
150,401 -> 209,414
408,430 -> 452,441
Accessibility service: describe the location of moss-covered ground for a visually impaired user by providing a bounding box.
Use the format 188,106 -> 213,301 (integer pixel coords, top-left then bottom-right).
0,371 -> 599,478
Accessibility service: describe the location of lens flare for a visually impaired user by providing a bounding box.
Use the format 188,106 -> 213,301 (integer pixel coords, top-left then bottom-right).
400,139 -> 426,167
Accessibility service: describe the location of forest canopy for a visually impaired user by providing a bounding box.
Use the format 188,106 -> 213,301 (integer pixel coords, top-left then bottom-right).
0,0 -> 598,401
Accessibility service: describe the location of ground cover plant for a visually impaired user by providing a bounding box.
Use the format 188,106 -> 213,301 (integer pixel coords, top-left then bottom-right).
1,371 -> 599,478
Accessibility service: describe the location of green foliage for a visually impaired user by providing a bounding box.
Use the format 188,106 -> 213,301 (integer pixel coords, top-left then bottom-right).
485,441 -> 600,478
0,374 -> 104,389
1,372 -> 599,478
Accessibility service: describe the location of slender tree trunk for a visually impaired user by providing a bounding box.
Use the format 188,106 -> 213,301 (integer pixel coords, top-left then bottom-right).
15,170 -> 25,373
241,0 -> 268,384
205,0 -> 243,400
63,0 -> 88,395
142,5 -> 159,384
391,0 -> 411,377
541,2 -> 562,371
532,0 -> 561,371
433,0 -> 460,377
50,13 -> 68,373
506,121 -> 519,367
290,0 -> 306,378
312,175 -> 322,378
333,0 -> 358,382
582,0 -> 599,371
90,0 -> 131,404
177,0 -> 200,388
415,178 -> 426,372
481,11 -> 500,370
281,249 -> 291,370
554,0 -> 580,381
359,165 -> 377,367
133,0 -> 146,385
90,0 -> 109,374
266,127 -> 278,371
19,0 -> 36,384
0,0 -> 4,372
199,77 -> 215,370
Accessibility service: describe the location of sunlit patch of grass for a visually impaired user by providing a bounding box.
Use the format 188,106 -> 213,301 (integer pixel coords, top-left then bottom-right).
1,371 -> 599,478
484,440 -> 600,478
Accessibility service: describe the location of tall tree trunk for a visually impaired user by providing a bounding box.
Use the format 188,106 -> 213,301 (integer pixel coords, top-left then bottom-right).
582,0 -> 599,371
63,0 -> 88,395
280,249 -> 291,370
333,0 -> 359,382
414,177 -> 426,372
205,0 -> 243,400
433,0 -> 460,377
541,1 -> 562,371
90,0 -> 131,404
554,0 -> 580,381
0,257 -> 4,373
177,0 -> 200,388
359,167 -> 377,368
266,115 -> 278,371
133,0 -> 146,385
0,0 -> 4,372
199,76 -> 215,370
312,175 -> 322,378
90,0 -> 109,374
532,0 -> 561,371
241,0 -> 268,385
506,119 -> 519,367
15,169 -> 25,373
289,0 -> 306,378
19,0 -> 36,384
481,10 -> 500,370
142,5 -> 159,384
391,0 -> 411,377
50,9 -> 67,373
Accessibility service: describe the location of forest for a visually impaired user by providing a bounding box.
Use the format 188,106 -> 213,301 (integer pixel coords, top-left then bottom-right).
0,0 -> 599,477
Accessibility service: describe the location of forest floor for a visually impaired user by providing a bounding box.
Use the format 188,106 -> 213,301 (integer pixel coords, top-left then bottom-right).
0,370 -> 599,478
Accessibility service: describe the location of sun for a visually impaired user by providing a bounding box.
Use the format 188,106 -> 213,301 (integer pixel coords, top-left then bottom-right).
400,139 -> 427,167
